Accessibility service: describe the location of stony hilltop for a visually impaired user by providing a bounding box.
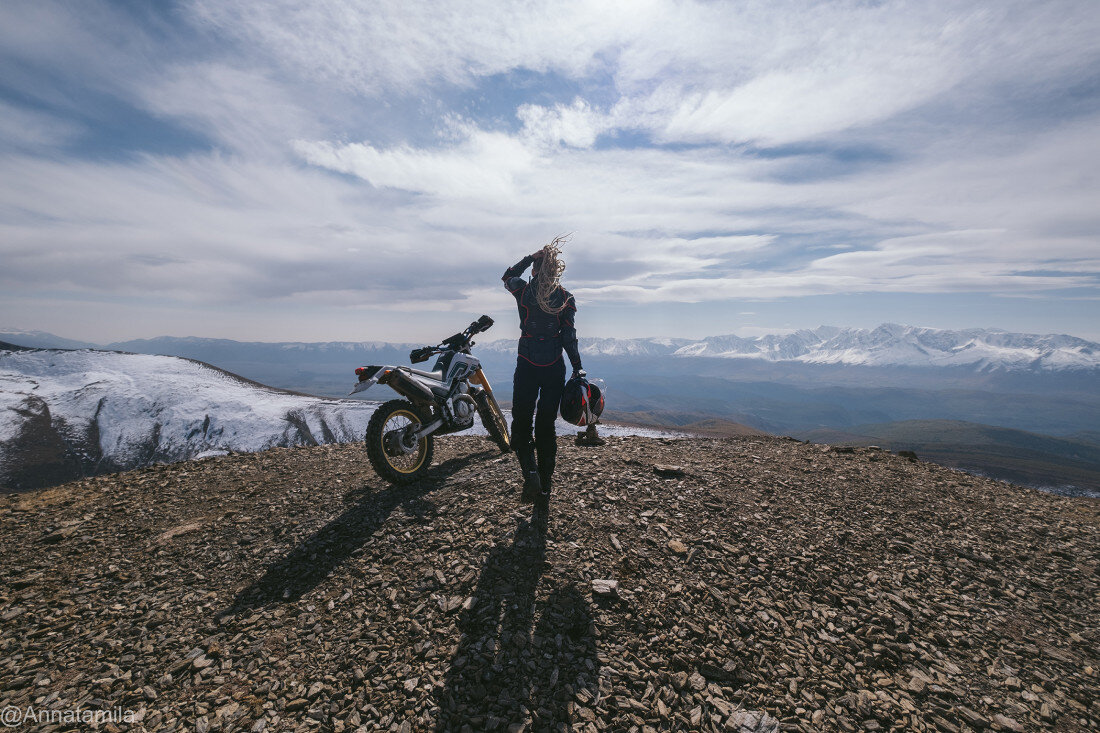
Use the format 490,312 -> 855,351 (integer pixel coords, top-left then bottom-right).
1,435 -> 1097,732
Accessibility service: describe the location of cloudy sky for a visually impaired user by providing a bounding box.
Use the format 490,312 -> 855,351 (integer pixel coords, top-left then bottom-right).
2,0 -> 1099,343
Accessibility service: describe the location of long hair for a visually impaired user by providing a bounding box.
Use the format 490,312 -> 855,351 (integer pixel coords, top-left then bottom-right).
535,234 -> 570,315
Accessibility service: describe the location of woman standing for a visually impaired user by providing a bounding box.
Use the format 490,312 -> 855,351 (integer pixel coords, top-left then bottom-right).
501,236 -> 584,521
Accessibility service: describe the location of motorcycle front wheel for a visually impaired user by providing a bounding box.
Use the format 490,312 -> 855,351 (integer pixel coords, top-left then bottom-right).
366,399 -> 434,484
476,393 -> 511,453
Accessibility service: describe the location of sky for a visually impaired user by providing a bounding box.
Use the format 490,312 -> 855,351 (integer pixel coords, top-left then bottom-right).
1,0 -> 1099,344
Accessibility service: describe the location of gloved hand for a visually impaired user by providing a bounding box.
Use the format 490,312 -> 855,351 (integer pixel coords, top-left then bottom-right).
573,369 -> 586,380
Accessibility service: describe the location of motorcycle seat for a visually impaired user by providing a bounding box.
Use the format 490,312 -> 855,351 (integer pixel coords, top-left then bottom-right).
406,367 -> 444,382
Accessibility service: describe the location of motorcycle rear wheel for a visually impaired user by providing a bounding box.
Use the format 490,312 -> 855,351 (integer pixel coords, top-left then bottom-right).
476,393 -> 511,453
366,399 -> 434,484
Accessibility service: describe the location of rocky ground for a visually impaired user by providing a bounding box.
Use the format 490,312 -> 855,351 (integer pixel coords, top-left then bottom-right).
1,435 -> 1097,732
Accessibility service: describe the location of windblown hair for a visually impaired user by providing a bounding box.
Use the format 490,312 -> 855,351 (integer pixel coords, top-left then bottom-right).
535,234 -> 570,315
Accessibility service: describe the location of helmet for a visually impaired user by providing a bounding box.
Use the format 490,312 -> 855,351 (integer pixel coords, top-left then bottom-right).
560,374 -> 605,426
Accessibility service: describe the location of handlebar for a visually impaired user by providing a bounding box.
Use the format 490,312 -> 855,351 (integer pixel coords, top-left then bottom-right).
409,315 -> 494,363
471,314 -> 494,333
408,346 -> 435,364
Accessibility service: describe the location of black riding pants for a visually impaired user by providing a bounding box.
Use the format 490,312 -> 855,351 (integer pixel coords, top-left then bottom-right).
511,356 -> 565,482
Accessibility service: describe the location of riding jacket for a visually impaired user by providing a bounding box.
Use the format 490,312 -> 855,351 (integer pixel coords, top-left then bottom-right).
502,254 -> 582,371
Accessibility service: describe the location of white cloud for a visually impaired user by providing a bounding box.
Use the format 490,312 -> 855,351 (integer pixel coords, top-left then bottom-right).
1,0 -> 1098,341
185,0 -> 634,94
0,101 -> 82,150
0,1 -> 161,105
288,91 -> 1099,304
140,63 -> 318,156
293,130 -> 535,199
830,117 -> 1100,257
517,99 -> 611,150
660,64 -> 951,146
184,0 -> 1100,147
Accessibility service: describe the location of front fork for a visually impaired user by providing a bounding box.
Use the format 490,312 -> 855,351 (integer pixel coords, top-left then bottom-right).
468,367 -> 499,402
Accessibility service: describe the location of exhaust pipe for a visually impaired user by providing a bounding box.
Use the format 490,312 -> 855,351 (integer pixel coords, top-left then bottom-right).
383,369 -> 435,405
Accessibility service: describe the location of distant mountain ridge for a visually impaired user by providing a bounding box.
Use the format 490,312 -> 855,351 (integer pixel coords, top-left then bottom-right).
0,329 -> 97,350
4,323 -> 1096,372
562,323 -> 1098,371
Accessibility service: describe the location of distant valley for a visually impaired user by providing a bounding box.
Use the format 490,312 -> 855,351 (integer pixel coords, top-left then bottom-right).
797,420 -> 1100,497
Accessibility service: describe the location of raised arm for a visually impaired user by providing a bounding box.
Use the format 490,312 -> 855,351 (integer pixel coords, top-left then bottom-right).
502,251 -> 543,294
502,254 -> 532,294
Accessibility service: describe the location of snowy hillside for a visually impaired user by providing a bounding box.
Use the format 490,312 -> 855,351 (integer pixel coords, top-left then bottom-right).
0,348 -> 381,490
0,348 -> 675,490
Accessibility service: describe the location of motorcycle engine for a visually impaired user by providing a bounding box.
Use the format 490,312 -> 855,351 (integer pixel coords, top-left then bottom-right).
449,394 -> 476,428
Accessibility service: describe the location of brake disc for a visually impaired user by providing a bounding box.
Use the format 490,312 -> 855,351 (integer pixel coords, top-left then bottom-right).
383,428 -> 418,457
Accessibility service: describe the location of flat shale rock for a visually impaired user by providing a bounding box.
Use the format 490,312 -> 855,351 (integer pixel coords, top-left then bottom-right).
726,709 -> 780,732
592,579 -> 619,596
1,435 -> 1098,732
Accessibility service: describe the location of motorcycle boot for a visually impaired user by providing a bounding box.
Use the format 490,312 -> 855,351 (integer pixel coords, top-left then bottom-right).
515,438 -> 542,503
532,448 -> 554,528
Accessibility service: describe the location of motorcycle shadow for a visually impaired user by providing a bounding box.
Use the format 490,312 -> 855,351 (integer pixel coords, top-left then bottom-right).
220,449 -> 496,615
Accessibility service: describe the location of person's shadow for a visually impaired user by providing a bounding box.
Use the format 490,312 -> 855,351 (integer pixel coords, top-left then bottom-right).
221,450 -> 494,614
434,517 -> 601,730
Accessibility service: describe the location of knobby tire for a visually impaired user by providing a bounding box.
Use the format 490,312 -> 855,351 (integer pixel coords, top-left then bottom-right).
365,399 -> 434,484
477,393 -> 511,453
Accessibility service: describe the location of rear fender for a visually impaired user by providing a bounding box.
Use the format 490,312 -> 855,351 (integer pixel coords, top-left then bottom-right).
350,364 -> 395,395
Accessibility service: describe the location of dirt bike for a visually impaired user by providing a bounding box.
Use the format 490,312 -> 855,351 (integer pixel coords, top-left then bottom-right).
350,315 -> 510,484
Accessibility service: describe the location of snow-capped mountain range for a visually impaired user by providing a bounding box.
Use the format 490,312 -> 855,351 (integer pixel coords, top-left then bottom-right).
0,346 -> 673,490
3,323 -> 1096,373
513,324 -> 1099,371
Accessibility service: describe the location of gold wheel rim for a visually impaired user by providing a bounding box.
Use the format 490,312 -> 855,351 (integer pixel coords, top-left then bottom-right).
383,409 -> 428,474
